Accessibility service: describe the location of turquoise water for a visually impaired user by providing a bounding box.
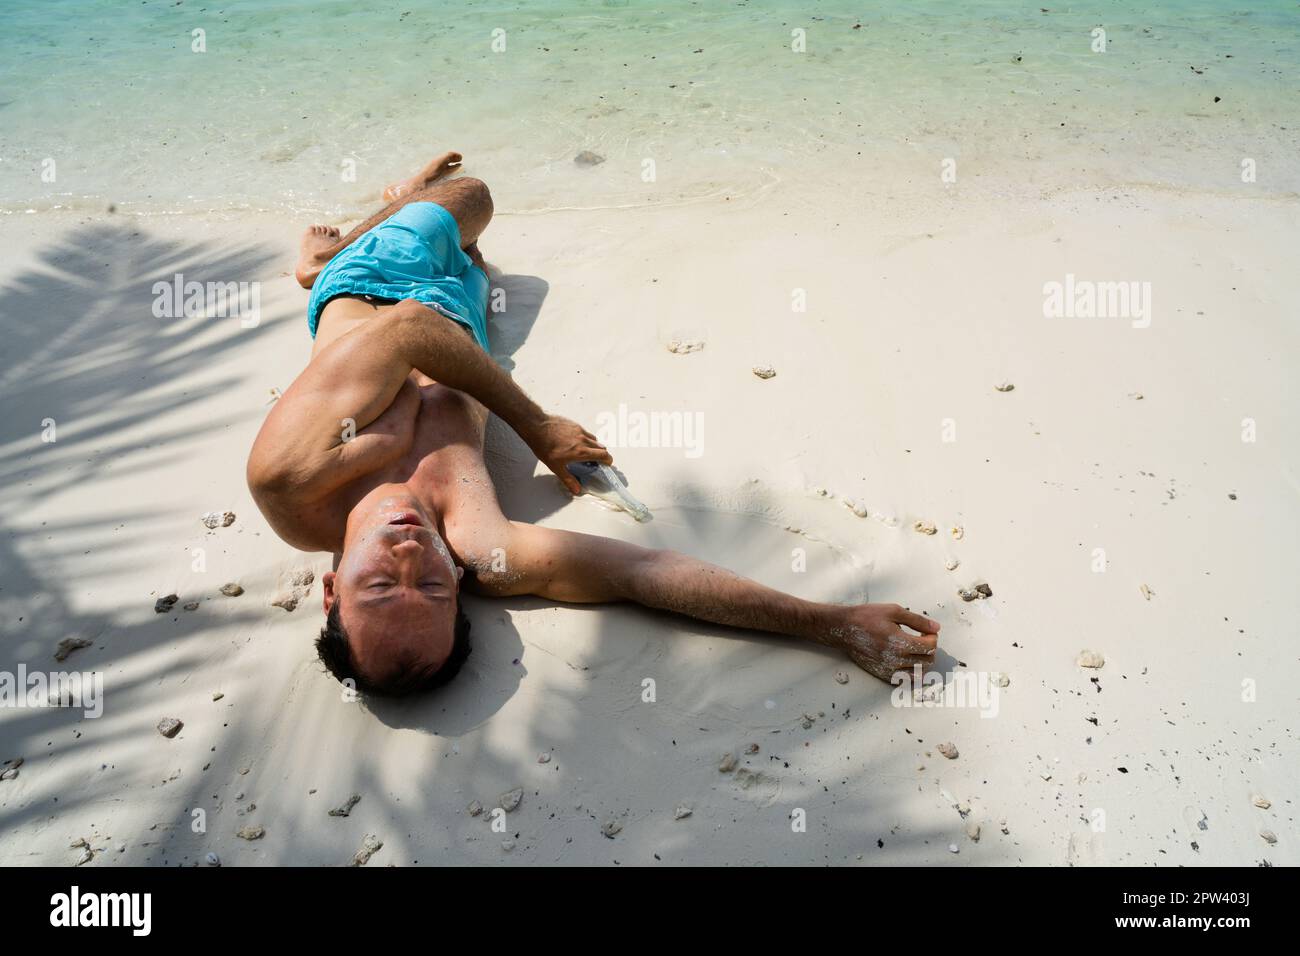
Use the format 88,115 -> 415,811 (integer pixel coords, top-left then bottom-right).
1,0 -> 1297,216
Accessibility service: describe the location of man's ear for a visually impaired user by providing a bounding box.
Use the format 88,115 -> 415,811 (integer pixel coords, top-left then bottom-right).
455,565 -> 465,582
322,570 -> 337,614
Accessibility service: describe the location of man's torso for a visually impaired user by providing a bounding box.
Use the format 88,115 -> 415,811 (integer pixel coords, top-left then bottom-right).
248,297 -> 508,561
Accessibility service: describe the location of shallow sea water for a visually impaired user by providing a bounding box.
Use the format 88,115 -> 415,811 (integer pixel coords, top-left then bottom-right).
1,0 -> 1296,216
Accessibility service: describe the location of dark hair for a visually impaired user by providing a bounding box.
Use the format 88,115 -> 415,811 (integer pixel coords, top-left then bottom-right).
316,598 -> 471,697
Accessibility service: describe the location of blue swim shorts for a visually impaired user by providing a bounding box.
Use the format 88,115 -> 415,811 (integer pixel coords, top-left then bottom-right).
307,201 -> 490,350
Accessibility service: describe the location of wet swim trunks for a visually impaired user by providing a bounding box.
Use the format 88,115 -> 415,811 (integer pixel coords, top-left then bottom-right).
307,201 -> 490,349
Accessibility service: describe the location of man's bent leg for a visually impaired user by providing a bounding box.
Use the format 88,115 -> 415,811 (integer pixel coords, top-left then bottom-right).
296,177 -> 493,289
344,175 -> 493,249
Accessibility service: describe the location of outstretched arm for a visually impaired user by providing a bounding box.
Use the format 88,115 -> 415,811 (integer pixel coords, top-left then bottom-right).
473,522 -> 940,680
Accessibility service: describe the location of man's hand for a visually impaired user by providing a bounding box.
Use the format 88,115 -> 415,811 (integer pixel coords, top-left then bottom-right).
834,604 -> 940,681
524,414 -> 613,495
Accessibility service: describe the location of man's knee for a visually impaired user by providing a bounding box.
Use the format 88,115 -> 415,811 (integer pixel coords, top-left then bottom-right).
442,177 -> 492,243
455,176 -> 492,214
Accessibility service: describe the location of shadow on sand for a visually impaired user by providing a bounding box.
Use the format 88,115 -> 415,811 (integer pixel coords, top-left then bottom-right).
0,225 -> 963,865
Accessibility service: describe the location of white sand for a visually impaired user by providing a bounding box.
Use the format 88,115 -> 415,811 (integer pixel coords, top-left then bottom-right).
0,183 -> 1295,866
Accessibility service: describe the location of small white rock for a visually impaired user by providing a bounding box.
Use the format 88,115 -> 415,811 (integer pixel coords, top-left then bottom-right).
288,569 -> 315,588
947,843 -> 960,854
351,834 -> 383,866
1076,649 -> 1105,668
913,520 -> 938,535
201,510 -> 236,529
752,364 -> 777,379
205,852 -> 221,867
674,805 -> 693,820
53,637 -> 93,662
1252,795 -> 1271,810
328,793 -> 361,817
271,569 -> 316,612
667,338 -> 704,354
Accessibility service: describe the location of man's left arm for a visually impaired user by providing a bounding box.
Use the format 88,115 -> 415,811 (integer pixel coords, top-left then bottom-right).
473,523 -> 940,680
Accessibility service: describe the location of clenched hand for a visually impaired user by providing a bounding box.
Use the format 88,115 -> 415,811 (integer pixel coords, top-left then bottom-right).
835,603 -> 940,681
525,414 -> 613,495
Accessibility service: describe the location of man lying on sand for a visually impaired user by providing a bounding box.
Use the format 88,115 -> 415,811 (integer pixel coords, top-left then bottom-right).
246,152 -> 940,696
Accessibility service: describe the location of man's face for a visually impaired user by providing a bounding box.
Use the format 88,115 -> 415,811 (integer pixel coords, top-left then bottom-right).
323,499 -> 462,685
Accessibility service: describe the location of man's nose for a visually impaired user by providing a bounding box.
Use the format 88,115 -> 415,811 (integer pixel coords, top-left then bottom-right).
391,538 -> 424,560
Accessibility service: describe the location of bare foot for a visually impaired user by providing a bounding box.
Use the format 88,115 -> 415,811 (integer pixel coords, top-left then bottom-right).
295,224 -> 340,289
382,150 -> 463,203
